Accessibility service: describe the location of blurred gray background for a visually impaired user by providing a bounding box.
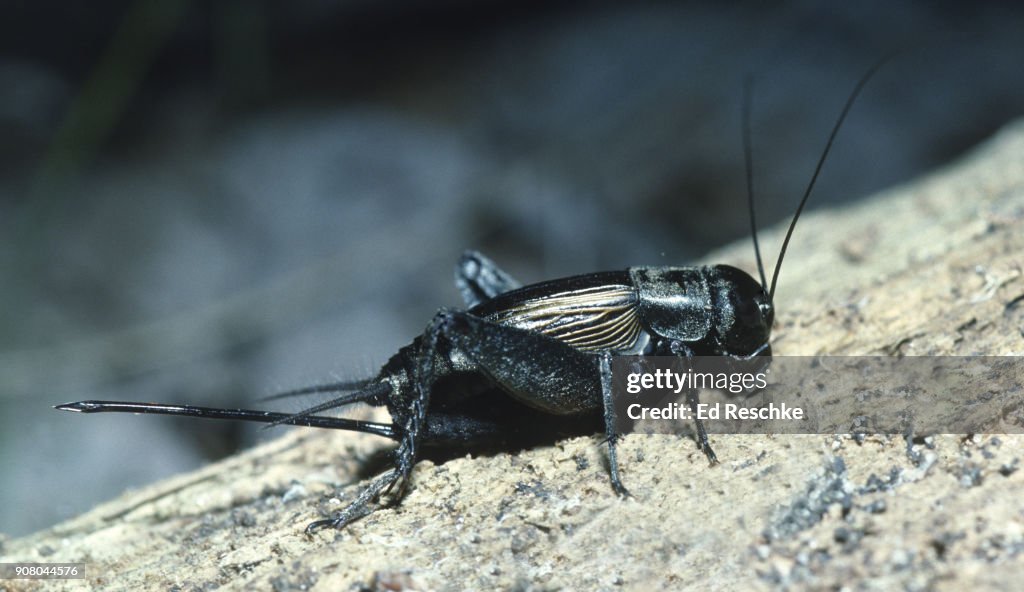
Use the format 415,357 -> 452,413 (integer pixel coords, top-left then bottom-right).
1,1 -> 1023,537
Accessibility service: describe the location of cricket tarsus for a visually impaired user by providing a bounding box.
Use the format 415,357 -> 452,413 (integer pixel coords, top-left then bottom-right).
305,469 -> 402,534
54,400 -> 397,439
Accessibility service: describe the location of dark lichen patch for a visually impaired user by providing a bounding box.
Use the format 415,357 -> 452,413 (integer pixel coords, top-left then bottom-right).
358,570 -> 423,592
859,467 -> 902,494
929,531 -> 966,561
169,582 -> 220,592
573,454 -> 590,471
974,534 -> 1024,563
268,566 -> 318,592
833,526 -> 865,553
512,480 -> 550,500
861,499 -> 887,514
957,463 -> 984,488
763,457 -> 852,543
231,510 -> 257,528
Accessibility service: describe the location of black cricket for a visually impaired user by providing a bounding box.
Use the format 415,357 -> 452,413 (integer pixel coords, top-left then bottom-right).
56,63 -> 884,533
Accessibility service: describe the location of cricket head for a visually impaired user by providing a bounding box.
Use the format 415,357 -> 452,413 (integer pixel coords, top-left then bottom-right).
709,264 -> 773,358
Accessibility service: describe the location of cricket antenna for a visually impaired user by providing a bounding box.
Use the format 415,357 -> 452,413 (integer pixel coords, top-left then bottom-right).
743,75 -> 769,291
768,54 -> 893,302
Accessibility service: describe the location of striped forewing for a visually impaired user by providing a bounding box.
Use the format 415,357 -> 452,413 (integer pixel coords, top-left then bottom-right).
486,285 -> 641,352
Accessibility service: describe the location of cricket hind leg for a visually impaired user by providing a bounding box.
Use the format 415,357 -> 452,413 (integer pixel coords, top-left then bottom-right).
309,307 -> 620,532
433,309 -> 633,496
305,468 -> 404,533
304,406 -> 416,533
423,378 -> 604,450
455,250 -> 522,308
310,315 -> 446,532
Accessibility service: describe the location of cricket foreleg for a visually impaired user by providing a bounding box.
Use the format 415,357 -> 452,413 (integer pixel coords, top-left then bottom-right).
685,388 -> 718,465
670,340 -> 719,465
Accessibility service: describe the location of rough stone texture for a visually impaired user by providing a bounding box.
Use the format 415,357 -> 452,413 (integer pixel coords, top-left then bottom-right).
3,120 -> 1024,592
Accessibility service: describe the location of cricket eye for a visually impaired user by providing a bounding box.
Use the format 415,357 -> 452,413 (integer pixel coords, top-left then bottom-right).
736,296 -> 762,327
